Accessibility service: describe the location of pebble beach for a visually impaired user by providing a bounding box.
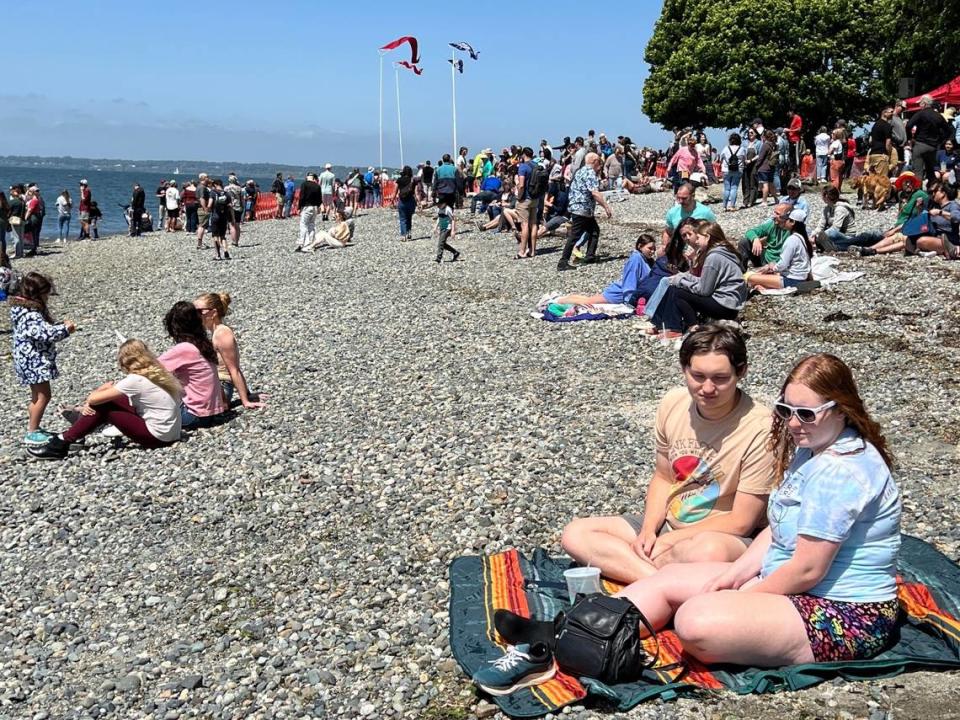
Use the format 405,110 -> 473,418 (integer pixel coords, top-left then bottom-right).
1,189 -> 959,719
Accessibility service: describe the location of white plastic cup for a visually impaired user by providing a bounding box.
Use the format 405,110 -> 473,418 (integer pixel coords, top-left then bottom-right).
563,566 -> 602,604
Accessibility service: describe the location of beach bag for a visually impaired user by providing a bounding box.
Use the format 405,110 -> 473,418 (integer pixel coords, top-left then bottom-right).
554,594 -> 660,684
902,211 -> 930,238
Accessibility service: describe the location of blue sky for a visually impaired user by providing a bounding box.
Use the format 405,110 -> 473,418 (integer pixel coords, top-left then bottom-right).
2,1 -> 669,167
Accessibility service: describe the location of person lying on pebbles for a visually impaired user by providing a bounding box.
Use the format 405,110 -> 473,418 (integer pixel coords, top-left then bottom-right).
554,234 -> 656,306
29,339 -> 182,460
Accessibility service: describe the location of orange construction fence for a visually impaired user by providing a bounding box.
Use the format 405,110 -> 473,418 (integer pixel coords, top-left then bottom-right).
249,181 -> 398,220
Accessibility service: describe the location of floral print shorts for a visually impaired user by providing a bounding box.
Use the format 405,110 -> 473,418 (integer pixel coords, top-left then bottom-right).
788,594 -> 900,662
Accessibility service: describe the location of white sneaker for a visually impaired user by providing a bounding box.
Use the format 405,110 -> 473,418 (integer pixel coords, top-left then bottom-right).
100,426 -> 123,438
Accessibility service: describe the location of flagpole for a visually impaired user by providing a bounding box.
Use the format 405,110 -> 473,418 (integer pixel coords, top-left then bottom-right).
451,48 -> 458,158
378,53 -> 384,170
395,66 -> 404,168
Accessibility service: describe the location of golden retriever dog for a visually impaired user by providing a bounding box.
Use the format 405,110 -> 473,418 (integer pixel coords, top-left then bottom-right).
853,171 -> 893,211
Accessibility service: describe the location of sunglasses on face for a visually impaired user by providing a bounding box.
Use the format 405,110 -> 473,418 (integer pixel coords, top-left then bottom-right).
774,400 -> 836,424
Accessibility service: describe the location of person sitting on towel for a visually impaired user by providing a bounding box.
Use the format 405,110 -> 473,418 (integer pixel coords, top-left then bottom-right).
562,325 -> 775,584
554,234 -> 656,306
615,353 -> 900,667
745,208 -> 814,290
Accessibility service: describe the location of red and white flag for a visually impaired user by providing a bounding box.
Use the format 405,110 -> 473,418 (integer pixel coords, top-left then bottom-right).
379,36 -> 421,65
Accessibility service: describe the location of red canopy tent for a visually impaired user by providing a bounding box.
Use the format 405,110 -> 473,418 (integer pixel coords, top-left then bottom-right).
905,75 -> 960,110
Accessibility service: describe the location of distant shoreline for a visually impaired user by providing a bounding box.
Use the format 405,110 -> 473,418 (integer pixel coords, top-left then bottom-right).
0,156 -> 393,177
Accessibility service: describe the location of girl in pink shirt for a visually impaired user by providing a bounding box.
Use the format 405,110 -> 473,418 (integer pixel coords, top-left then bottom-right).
159,302 -> 226,427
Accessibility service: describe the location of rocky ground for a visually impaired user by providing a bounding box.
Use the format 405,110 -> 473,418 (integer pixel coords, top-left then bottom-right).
1,188 -> 959,719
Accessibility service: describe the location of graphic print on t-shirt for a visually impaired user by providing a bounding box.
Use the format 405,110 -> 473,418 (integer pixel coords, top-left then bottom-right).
668,449 -> 721,524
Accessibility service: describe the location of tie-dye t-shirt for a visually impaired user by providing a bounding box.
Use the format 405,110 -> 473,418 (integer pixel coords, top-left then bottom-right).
655,387 -> 776,531
761,428 -> 901,602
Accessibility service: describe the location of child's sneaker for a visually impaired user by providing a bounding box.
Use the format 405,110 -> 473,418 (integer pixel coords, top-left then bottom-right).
22,430 -> 53,447
472,642 -> 556,696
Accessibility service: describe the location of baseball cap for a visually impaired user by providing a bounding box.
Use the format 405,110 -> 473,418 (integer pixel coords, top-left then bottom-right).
79,179 -> 88,185
788,208 -> 807,222
787,178 -> 802,190
324,163 -> 332,169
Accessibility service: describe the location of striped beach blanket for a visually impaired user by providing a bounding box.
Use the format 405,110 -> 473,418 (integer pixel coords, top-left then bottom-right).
449,535 -> 960,718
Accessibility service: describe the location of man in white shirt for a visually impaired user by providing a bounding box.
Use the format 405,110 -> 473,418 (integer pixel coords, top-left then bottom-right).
814,126 -> 831,185
164,181 -> 180,232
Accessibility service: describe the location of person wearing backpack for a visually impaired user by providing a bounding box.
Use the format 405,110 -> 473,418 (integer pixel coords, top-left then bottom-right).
516,147 -> 547,258
720,133 -> 746,212
209,179 -> 231,260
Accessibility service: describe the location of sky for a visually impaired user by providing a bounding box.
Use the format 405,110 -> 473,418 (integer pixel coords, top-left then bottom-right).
1,1 -> 669,167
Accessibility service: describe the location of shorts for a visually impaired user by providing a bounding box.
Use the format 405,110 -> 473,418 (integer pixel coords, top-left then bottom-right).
782,275 -> 804,287
517,198 -> 539,226
322,194 -> 335,207
622,514 -> 671,536
757,170 -> 773,183
788,594 -> 899,662
197,211 -> 210,229
167,207 -> 180,219
79,211 -> 90,221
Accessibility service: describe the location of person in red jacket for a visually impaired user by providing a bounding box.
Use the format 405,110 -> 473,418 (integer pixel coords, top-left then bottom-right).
786,110 -> 803,173
843,133 -> 856,179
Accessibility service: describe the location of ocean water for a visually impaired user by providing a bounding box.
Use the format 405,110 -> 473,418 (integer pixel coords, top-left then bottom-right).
0,165 -> 279,239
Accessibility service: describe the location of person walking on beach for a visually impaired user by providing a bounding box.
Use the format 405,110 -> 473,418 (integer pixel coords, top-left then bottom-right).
434,196 -> 460,264
557,152 -> 613,271
165,181 -> 181,232
77,179 -> 92,240
295,172 -> 322,252
130,183 -> 146,237
396,166 -> 416,241
319,164 -> 336,221
209,179 -> 232,260
225,176 -> 244,246
56,189 -> 72,243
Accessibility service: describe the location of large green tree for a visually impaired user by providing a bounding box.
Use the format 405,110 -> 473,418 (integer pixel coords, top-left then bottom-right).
642,0 -> 898,138
883,0 -> 960,96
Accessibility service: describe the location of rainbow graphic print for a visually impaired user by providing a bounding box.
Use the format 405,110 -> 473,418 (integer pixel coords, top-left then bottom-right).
669,455 -> 720,524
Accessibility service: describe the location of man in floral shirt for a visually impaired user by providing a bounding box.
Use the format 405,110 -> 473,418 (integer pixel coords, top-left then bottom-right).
557,152 -> 612,271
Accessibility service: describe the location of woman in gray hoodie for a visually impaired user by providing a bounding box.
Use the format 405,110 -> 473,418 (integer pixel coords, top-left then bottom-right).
649,221 -> 747,337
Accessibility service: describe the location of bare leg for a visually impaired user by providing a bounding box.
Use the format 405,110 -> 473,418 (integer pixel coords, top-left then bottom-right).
650,531 -> 752,568
28,381 -> 52,432
555,293 -> 607,305
746,272 -> 785,290
561,516 -> 657,584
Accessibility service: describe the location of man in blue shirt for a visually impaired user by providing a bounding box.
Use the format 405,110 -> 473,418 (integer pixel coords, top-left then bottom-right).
283,175 -> 296,218
470,174 -> 502,214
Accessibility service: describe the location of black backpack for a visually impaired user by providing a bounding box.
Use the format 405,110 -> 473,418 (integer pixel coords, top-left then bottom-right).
726,147 -> 740,172
527,163 -> 549,198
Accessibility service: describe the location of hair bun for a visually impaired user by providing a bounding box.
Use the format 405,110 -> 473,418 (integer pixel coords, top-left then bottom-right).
218,293 -> 232,315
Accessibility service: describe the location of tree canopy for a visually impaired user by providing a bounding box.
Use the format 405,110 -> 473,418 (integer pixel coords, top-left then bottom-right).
642,0 -> 953,138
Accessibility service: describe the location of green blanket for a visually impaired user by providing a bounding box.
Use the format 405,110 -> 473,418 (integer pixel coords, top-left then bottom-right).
449,535 -> 960,717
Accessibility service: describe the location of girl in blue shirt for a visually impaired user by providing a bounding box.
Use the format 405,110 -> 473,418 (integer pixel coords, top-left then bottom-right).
617,353 -> 901,666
